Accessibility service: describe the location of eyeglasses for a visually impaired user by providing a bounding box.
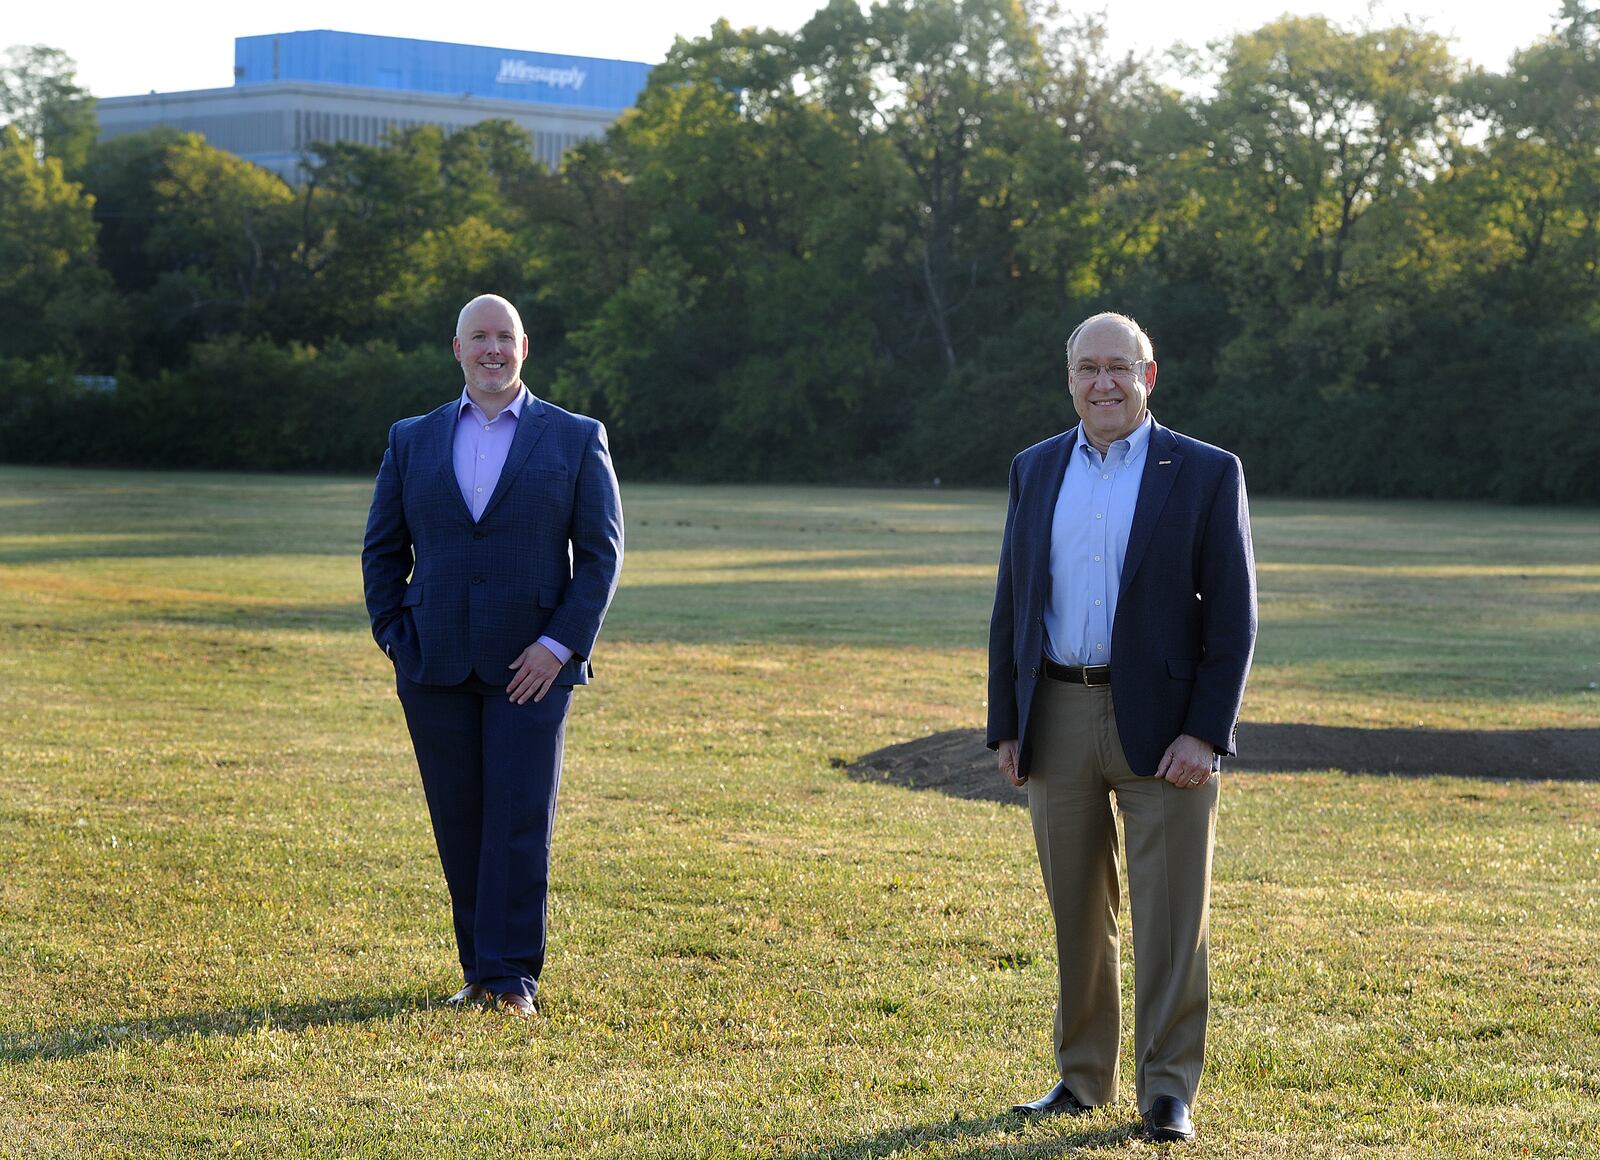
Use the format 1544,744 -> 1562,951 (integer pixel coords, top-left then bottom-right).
1069,360 -> 1145,384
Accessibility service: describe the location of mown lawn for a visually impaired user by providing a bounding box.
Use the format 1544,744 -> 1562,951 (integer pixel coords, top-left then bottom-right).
0,465 -> 1596,1158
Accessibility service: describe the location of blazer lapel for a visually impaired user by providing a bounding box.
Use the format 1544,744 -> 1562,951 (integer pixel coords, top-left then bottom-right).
479,395 -> 551,521
1119,421 -> 1181,598
428,403 -> 474,523
1032,428 -> 1077,604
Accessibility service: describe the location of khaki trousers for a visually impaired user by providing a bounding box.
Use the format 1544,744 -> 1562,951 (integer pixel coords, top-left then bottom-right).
1025,676 -> 1218,1112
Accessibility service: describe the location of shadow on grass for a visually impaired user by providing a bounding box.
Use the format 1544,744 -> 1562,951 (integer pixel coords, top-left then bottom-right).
0,990 -> 435,1063
782,1112 -> 1140,1159
849,724 -> 1600,805
6,603 -> 369,634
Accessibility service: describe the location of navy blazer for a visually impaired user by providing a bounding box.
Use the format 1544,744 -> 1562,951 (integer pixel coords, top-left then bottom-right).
987,419 -> 1257,777
362,394 -> 623,687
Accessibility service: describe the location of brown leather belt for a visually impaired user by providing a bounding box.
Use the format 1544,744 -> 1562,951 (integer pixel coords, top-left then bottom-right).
1043,660 -> 1111,686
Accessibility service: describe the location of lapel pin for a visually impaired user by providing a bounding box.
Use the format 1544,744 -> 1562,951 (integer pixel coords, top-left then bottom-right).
1158,459 -> 1172,465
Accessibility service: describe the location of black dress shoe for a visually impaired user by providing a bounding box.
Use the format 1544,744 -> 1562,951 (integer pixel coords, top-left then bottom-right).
1011,1080 -> 1089,1116
443,983 -> 487,1006
1142,1095 -> 1195,1143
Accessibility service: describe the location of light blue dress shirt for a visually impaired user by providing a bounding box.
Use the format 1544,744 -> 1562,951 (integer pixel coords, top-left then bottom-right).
1042,416 -> 1153,666
452,384 -> 573,665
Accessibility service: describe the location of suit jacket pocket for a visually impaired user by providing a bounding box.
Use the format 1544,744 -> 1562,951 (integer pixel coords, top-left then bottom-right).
1166,657 -> 1197,681
401,584 -> 424,607
526,466 -> 571,484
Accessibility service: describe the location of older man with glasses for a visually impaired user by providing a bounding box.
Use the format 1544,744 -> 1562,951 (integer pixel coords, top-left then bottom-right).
987,311 -> 1257,1143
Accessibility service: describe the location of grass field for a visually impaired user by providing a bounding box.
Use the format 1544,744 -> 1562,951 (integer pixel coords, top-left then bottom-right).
0,465 -> 1597,1158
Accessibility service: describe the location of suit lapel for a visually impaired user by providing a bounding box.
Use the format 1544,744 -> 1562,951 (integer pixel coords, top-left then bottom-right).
429,402 -> 474,523
1031,428 -> 1077,603
479,395 -> 550,521
1119,421 -> 1182,598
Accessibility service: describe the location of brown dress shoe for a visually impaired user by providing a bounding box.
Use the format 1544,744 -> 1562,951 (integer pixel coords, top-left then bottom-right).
492,991 -> 538,1018
444,983 -> 488,1006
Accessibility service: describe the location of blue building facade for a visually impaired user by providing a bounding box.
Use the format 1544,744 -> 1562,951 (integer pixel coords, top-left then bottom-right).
99,30 -> 654,179
233,31 -> 651,112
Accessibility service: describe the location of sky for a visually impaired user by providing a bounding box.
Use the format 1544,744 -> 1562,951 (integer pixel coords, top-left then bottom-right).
5,0 -> 1569,99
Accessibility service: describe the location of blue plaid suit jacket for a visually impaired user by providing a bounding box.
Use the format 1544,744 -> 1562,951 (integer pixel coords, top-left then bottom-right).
362,394 -> 623,687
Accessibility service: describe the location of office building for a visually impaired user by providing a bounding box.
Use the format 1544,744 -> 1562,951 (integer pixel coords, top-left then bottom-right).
96,30 -> 653,179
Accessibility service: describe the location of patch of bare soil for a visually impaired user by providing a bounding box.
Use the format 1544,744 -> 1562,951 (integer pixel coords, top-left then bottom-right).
849,724 -> 1600,804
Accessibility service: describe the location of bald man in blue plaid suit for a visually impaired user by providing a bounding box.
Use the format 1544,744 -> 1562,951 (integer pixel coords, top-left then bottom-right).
362,294 -> 623,1016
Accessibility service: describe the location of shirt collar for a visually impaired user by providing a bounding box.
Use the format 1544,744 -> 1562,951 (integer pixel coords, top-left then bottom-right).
1074,413 -> 1153,465
457,384 -> 529,423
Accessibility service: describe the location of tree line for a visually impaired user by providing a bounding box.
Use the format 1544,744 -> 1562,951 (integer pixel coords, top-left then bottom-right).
2,1 -> 1597,501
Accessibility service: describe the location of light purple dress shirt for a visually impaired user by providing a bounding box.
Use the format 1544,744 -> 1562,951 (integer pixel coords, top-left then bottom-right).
453,385 -> 574,665
1042,415 -> 1153,666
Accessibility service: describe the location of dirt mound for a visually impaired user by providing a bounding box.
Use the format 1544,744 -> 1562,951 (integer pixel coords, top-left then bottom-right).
849,724 -> 1599,804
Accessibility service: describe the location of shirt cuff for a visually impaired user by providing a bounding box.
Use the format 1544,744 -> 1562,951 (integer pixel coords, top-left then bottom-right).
537,635 -> 573,665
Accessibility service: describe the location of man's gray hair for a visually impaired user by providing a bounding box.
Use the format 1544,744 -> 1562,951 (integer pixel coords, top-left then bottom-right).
1065,312 -> 1155,365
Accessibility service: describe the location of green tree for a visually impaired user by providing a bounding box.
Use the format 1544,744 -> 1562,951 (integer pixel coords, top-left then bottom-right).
1193,16 -> 1460,329
145,134 -> 296,333
82,129 -> 295,366
287,129 -> 451,342
1141,16 -> 1466,491
545,0 -> 1159,478
439,120 -> 546,230
0,45 -> 97,174
84,128 -> 185,293
1424,0 -> 1600,499
284,122 -> 545,346
801,0 -> 1066,373
1454,0 -> 1600,317
545,16 -> 903,476
0,124 -> 107,361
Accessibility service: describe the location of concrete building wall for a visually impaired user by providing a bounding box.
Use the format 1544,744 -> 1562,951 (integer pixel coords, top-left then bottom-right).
97,81 -> 624,179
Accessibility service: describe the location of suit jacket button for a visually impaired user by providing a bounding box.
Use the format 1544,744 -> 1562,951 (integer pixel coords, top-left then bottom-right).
471,576 -> 484,585
472,531 -> 485,541
1030,666 -> 1038,677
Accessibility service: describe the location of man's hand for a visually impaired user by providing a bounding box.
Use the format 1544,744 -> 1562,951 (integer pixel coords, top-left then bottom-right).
997,739 -> 1026,788
506,641 -> 562,705
1157,733 -> 1216,790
